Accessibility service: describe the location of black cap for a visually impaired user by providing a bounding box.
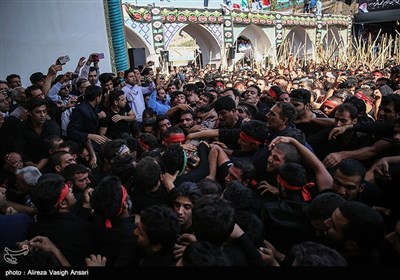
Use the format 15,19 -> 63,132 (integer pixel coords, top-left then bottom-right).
30,72 -> 46,84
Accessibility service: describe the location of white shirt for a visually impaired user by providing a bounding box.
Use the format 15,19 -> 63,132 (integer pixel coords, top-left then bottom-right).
122,82 -> 154,122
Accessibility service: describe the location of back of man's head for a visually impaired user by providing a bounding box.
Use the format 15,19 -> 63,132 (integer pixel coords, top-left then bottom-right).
222,181 -> 253,211
339,201 -> 384,254
30,174 -> 67,215
134,156 -> 161,190
290,88 -> 312,105
305,192 -> 345,221
192,195 -> 235,246
162,143 -> 185,175
140,204 -> 180,252
98,73 -> 113,85
213,95 -> 236,112
90,176 -> 127,220
289,241 -> 348,266
85,85 -> 103,101
240,120 -> 268,145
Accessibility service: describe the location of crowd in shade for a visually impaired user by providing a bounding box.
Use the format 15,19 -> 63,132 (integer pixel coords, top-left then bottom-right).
1,49 -> 400,268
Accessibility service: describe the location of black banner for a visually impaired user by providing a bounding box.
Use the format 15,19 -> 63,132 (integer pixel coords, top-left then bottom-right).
358,0 -> 400,12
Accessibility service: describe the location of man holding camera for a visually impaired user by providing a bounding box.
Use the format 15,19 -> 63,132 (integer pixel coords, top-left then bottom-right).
48,71 -> 78,108
46,70 -> 78,137
80,53 -> 102,86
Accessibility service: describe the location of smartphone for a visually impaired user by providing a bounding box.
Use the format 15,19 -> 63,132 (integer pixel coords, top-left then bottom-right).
58,55 -> 70,65
71,73 -> 79,79
97,53 -> 105,60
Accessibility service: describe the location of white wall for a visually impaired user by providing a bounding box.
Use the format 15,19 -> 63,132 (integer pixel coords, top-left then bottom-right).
0,0 -> 112,87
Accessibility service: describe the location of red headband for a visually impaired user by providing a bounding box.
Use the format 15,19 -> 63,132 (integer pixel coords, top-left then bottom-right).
268,88 -> 278,99
164,133 -> 185,143
355,92 -> 374,107
54,183 -> 70,207
105,186 -> 128,229
277,175 -> 314,202
138,138 -> 150,151
321,100 -> 338,109
239,131 -> 262,145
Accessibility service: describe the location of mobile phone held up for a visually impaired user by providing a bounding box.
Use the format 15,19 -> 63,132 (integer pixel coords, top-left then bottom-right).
94,53 -> 105,61
58,55 -> 70,65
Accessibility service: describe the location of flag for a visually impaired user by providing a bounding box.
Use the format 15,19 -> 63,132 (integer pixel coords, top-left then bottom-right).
241,0 -> 248,9
233,3 -> 241,10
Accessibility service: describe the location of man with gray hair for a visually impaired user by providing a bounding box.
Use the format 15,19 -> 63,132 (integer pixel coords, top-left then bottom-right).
299,78 -> 313,91
6,166 -> 42,214
9,87 -> 28,119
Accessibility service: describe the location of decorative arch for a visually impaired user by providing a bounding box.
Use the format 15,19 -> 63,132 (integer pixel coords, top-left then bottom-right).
165,23 -> 221,66
322,27 -> 344,55
282,26 -> 313,60
124,25 -> 152,59
236,24 -> 272,62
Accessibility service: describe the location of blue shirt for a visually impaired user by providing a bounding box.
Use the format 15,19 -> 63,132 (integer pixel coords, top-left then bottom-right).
147,90 -> 171,116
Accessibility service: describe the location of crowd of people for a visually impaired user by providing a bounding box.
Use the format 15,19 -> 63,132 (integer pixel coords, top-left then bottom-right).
0,50 -> 400,268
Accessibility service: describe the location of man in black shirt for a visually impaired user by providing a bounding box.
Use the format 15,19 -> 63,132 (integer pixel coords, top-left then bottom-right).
14,98 -> 60,170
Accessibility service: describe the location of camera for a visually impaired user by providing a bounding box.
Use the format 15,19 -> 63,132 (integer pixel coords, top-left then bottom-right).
71,73 -> 79,79
58,55 -> 70,65
93,53 -> 104,62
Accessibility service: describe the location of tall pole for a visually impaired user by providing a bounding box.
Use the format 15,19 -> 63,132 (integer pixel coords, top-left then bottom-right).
106,0 -> 129,72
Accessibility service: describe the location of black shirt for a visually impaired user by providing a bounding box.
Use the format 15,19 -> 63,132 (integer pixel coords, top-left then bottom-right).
14,118 -> 61,163
99,105 -> 132,139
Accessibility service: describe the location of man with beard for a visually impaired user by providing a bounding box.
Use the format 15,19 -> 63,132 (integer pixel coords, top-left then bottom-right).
242,84 -> 269,114
328,158 -> 381,207
390,65 -> 400,93
14,98 -> 60,170
325,94 -> 400,168
322,201 -> 384,266
186,96 -> 243,150
147,86 -> 170,116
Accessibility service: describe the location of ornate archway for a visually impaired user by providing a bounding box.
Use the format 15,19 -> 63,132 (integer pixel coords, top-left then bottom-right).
322,27 -> 344,57
165,23 -> 221,67
124,26 -> 152,60
236,24 -> 272,62
282,26 -> 314,60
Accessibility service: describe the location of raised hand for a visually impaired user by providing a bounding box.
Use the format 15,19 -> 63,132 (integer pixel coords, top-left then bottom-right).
85,254 -> 106,267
